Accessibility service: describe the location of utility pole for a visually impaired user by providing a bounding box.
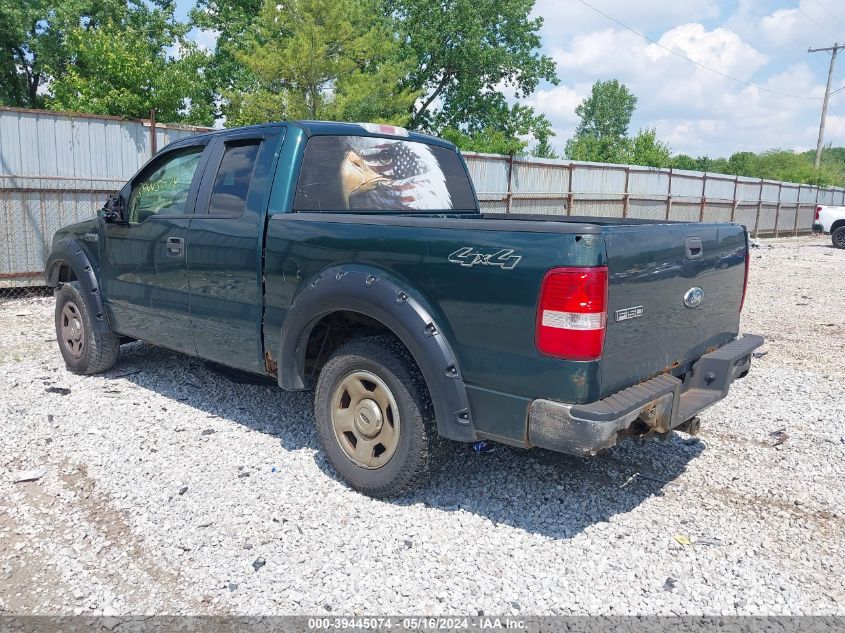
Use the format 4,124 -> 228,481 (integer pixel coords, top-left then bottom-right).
808,43 -> 843,168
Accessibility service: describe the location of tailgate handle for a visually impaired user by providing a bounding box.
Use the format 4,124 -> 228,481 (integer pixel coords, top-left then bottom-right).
685,237 -> 703,260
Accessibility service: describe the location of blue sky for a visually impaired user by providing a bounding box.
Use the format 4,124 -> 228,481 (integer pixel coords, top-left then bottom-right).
176,0 -> 845,157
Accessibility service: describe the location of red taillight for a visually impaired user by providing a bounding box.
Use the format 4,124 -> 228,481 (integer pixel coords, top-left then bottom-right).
815,206 -> 822,221
740,247 -> 750,313
536,267 -> 608,361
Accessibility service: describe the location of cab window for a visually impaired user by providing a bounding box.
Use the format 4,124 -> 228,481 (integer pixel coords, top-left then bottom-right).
293,135 -> 477,212
128,147 -> 204,223
207,141 -> 261,216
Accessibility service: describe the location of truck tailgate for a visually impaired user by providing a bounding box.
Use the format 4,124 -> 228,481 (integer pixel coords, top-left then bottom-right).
600,223 -> 747,396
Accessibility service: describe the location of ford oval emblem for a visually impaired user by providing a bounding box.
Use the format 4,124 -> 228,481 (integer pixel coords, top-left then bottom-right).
684,287 -> 704,308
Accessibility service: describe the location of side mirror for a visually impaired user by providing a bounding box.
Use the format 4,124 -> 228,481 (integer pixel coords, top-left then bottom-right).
101,194 -> 126,223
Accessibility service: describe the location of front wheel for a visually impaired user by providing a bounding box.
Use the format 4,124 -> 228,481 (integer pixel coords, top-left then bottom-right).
54,281 -> 120,374
832,226 -> 845,249
314,336 -> 440,498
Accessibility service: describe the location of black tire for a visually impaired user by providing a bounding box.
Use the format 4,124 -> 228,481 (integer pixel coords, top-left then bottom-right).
314,335 -> 441,498
832,226 -> 845,249
54,281 -> 120,374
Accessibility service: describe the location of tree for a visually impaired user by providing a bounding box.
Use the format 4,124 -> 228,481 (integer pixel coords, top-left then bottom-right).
627,128 -> 671,167
0,0 -> 47,107
226,0 -> 417,126
441,127 -> 528,155
574,80 -> 637,139
388,0 -> 557,145
565,80 -> 638,163
190,0 -> 263,119
0,0 -> 213,124
531,118 -> 559,159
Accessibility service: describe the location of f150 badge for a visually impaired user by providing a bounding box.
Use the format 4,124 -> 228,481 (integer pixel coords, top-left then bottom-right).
615,306 -> 644,322
448,247 -> 522,270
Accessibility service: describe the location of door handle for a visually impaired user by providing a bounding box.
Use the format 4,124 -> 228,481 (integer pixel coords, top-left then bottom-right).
166,236 -> 185,257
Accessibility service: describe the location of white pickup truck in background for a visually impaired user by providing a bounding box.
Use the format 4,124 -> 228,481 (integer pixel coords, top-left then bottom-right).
813,205 -> 845,249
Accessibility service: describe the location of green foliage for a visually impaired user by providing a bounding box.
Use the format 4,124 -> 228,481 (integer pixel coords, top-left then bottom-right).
565,79 -> 636,161
530,118 -> 559,159
226,0 -> 417,126
440,127 -> 527,155
0,0 -> 213,124
573,79 -> 637,140
627,128 -> 671,167
388,0 -> 557,150
566,127 -> 670,167
0,0 -> 47,107
190,0 -> 263,112
565,133 -> 626,164
671,149 -> 843,186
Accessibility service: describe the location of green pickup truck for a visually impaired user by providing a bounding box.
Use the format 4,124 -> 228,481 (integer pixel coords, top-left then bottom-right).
45,121 -> 763,497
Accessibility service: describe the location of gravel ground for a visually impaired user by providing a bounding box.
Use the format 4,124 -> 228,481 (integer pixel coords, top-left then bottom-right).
1,234 -> 843,616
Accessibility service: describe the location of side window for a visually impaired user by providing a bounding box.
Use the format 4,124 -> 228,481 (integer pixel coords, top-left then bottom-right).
128,147 -> 204,223
207,141 -> 261,216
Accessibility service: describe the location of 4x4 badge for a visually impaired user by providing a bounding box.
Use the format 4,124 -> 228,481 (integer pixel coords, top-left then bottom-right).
448,247 -> 522,270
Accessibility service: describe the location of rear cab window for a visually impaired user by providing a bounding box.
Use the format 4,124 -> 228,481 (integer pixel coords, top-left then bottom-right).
293,135 -> 476,212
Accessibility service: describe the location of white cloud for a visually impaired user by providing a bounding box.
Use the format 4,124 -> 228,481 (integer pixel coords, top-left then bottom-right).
524,84 -> 584,123
528,10 -> 840,156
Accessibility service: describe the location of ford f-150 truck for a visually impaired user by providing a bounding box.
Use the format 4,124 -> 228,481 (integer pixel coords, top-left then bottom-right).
45,121 -> 763,497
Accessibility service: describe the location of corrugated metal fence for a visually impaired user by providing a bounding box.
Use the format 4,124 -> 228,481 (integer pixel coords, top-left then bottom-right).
2,107 -> 844,288
0,107 -> 211,288
463,151 -> 845,232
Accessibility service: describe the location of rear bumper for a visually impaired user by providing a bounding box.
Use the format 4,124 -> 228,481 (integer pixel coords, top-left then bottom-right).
527,333 -> 764,455
812,223 -> 824,233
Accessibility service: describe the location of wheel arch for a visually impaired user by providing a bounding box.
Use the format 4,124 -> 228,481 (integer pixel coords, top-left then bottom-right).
831,219 -> 845,233
277,266 -> 477,442
45,238 -> 112,334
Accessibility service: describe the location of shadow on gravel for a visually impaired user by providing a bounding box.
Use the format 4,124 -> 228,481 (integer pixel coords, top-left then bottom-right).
803,243 -> 841,250
108,342 -> 704,541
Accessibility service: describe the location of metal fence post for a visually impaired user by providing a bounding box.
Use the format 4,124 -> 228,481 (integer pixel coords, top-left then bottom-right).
567,163 -> 574,216
149,108 -> 157,156
794,184 -> 801,236
754,179 -> 763,239
505,153 -> 514,214
774,182 -> 783,238
622,167 -> 630,218
731,176 -> 738,223
699,173 -> 707,222
666,168 -> 673,220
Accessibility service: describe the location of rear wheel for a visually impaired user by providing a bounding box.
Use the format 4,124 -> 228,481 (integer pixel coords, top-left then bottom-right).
54,281 -> 120,374
832,226 -> 845,249
314,336 -> 440,497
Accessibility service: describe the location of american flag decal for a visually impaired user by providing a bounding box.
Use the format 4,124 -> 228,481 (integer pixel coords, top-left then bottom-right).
346,137 -> 451,210
356,122 -> 409,137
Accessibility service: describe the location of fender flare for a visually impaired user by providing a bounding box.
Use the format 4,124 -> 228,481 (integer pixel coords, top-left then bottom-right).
278,266 -> 477,442
44,238 -> 112,334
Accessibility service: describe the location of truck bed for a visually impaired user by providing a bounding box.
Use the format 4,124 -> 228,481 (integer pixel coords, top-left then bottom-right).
263,211 -> 748,443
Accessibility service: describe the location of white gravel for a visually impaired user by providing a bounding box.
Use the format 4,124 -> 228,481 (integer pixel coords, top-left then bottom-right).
1,234 -> 843,616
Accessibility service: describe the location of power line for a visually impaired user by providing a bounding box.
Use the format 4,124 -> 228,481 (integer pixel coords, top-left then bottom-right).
574,0 -> 824,101
808,0 -> 845,32
783,0 -> 843,42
